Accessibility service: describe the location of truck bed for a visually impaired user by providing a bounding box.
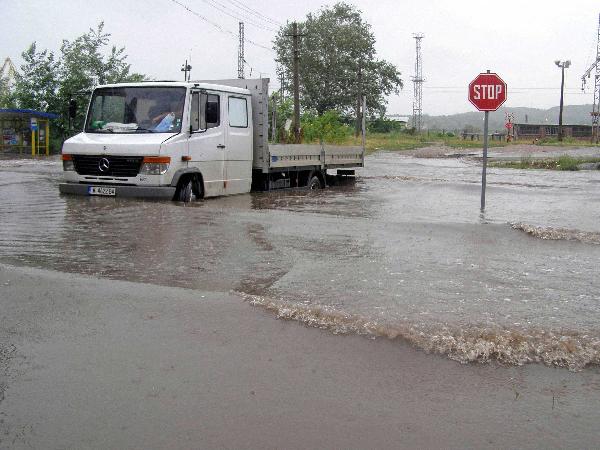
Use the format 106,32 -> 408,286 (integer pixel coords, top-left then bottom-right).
268,144 -> 364,170
198,78 -> 364,174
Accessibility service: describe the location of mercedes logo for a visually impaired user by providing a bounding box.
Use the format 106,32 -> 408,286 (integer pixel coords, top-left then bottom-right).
98,157 -> 110,173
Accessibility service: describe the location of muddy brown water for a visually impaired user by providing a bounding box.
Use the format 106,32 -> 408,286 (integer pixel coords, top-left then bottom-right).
1,154 -> 599,369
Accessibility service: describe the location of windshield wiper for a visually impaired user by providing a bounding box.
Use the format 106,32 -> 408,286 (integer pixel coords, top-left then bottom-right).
134,127 -> 154,133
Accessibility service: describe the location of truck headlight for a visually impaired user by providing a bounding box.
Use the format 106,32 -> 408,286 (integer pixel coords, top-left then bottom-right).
140,156 -> 170,175
62,154 -> 74,171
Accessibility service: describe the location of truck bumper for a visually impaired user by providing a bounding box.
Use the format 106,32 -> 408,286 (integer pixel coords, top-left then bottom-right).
59,183 -> 176,200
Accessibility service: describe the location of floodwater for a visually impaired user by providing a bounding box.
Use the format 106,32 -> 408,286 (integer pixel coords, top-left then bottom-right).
1,153 -> 599,370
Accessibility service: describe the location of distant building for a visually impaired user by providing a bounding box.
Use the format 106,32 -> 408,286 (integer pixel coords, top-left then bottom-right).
513,123 -> 593,140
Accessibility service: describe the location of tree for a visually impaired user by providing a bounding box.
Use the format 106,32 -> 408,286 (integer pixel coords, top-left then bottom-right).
12,22 -> 145,144
59,22 -> 145,131
13,43 -> 60,112
0,77 -> 16,108
273,3 -> 402,121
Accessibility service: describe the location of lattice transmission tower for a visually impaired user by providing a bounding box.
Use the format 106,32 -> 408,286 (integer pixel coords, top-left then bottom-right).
582,14 -> 600,143
238,22 -> 245,79
411,33 -> 425,132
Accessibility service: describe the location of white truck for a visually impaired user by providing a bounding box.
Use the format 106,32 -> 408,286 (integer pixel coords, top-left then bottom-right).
59,78 -> 364,201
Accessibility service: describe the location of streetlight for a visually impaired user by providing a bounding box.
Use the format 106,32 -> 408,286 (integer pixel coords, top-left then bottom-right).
555,59 -> 571,141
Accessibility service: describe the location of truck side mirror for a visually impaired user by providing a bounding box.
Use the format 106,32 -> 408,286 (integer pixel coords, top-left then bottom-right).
68,99 -> 77,119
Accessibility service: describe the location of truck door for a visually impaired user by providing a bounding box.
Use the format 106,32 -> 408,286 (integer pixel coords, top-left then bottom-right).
188,90 -> 225,197
224,94 -> 253,195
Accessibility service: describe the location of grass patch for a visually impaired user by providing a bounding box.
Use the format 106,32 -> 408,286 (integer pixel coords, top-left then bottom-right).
443,138 -> 508,149
490,155 -> 600,171
556,154 -> 580,170
533,137 -> 583,146
334,132 -> 432,154
337,132 -> 510,154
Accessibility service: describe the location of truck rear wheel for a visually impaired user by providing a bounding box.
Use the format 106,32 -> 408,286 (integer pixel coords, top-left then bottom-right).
308,175 -> 322,190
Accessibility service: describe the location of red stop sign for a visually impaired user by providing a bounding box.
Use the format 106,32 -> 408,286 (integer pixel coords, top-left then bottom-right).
468,73 -> 507,111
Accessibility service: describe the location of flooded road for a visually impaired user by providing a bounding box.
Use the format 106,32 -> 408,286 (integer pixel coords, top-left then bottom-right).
1,153 -> 599,369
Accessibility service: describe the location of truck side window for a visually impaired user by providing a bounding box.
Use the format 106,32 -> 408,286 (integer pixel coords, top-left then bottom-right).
228,97 -> 248,128
191,92 -> 219,131
191,92 -> 200,131
206,94 -> 220,129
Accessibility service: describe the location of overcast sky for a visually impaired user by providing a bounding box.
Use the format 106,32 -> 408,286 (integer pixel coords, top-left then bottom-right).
3,0 -> 599,116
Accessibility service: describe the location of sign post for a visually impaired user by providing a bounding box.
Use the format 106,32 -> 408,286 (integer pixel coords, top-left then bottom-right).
468,70 -> 507,211
30,118 -> 38,156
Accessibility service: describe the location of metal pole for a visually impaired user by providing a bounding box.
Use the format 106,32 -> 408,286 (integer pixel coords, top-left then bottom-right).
361,95 -> 367,150
271,97 -> 277,143
292,22 -> 301,143
355,63 -> 362,137
45,120 -> 49,156
238,22 -> 245,79
558,64 -> 565,141
481,110 -> 489,211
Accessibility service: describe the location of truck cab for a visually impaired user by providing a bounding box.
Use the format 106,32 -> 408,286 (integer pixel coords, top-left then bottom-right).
60,81 -> 253,201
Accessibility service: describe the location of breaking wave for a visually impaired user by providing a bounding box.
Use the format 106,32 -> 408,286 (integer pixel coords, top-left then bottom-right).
511,222 -> 600,245
239,293 -> 600,371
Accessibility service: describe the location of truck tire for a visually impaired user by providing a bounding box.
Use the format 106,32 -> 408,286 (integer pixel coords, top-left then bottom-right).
308,175 -> 322,190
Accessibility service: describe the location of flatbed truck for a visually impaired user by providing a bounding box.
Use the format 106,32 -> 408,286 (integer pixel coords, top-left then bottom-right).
59,78 -> 364,201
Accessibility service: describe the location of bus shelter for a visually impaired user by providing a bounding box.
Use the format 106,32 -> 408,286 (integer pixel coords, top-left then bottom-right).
0,109 -> 59,156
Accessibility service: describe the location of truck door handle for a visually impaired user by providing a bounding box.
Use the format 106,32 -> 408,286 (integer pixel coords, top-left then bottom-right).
217,144 -> 226,149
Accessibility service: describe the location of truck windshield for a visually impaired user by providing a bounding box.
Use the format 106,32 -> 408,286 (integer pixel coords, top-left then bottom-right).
85,86 -> 186,133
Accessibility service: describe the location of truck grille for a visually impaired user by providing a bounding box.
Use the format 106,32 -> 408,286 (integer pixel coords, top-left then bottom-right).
72,155 -> 143,177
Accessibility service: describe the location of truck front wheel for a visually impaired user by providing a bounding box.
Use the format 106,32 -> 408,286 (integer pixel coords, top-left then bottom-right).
176,176 -> 199,202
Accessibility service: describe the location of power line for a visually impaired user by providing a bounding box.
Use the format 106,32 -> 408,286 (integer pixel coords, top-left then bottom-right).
194,0 -> 278,32
225,0 -> 283,27
169,0 -> 275,52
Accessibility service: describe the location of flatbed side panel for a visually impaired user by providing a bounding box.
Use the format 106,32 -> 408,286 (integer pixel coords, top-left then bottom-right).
268,144 -> 364,170
323,145 -> 364,168
198,78 -> 270,172
268,144 -> 322,169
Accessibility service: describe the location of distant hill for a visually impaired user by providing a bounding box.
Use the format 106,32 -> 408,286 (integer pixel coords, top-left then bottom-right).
422,104 -> 595,133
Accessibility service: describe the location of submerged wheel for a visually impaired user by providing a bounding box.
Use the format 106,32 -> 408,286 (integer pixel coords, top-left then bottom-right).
176,178 -> 195,202
308,175 -> 322,190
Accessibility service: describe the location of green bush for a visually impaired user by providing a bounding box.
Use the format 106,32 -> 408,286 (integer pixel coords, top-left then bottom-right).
556,154 -> 579,171
368,118 -> 405,133
301,110 -> 352,144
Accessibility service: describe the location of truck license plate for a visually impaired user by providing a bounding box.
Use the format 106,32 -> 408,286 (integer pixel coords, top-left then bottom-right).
88,186 -> 116,196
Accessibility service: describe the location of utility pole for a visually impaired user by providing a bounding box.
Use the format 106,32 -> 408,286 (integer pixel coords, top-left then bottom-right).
284,22 -> 305,142
271,96 -> 277,142
555,60 -> 571,141
411,33 -> 425,133
181,59 -> 192,81
278,68 -> 285,103
355,63 -> 362,137
581,13 -> 600,143
238,22 -> 245,79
